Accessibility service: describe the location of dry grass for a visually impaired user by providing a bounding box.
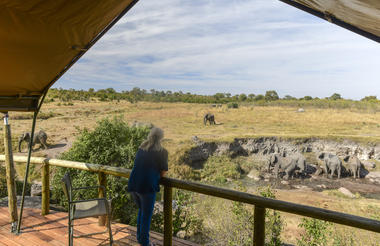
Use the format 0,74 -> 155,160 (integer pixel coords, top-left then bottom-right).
6,101 -> 380,153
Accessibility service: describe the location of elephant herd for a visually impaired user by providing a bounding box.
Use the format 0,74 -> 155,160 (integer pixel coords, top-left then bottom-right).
267,151 -> 363,180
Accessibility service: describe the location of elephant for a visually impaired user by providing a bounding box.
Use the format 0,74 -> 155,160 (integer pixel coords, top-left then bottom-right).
344,155 -> 361,178
268,153 -> 305,180
291,152 -> 307,174
317,152 -> 342,178
204,113 -> 215,125
18,130 -> 48,152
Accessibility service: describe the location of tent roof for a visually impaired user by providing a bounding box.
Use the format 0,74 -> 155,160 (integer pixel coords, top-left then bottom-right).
280,0 -> 380,42
0,0 -> 137,112
0,0 -> 378,112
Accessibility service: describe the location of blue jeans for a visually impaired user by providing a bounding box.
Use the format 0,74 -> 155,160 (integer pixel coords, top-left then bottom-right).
131,192 -> 156,246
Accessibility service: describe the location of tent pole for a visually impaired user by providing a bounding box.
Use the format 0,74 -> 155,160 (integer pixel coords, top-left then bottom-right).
16,91 -> 48,235
15,111 -> 37,234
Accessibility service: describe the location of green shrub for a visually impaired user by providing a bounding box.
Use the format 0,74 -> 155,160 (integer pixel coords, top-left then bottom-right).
51,116 -> 150,224
151,190 -> 203,239
200,155 -> 242,183
297,218 -> 331,246
229,200 -> 254,246
227,102 -> 239,109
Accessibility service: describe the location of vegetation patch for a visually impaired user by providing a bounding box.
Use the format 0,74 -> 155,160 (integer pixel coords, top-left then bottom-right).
51,116 -> 150,224
200,155 -> 242,183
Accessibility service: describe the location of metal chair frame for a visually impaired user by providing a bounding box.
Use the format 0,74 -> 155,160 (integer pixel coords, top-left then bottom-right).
61,172 -> 113,246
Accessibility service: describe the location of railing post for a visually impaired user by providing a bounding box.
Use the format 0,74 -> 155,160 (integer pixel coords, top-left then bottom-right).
41,161 -> 50,215
98,172 -> 107,226
163,186 -> 173,246
254,206 -> 266,246
3,114 -> 18,230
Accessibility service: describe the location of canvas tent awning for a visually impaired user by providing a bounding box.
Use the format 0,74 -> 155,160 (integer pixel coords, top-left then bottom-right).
0,0 -> 138,112
280,0 -> 380,42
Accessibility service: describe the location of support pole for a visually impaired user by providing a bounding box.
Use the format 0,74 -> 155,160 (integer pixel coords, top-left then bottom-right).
254,206 -> 266,246
16,89 -> 47,234
16,111 -> 38,234
41,161 -> 50,216
98,172 -> 106,226
3,113 -> 18,232
163,186 -> 173,246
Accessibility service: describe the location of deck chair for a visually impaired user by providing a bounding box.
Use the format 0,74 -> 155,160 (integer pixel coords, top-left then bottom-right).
61,172 -> 113,246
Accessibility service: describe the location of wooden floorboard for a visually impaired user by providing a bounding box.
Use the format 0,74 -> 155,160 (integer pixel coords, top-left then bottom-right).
0,207 -> 200,246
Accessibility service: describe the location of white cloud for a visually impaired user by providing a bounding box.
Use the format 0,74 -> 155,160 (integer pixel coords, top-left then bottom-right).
55,0 -> 380,99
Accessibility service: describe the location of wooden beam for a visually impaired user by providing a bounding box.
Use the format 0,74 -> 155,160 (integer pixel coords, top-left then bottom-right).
164,186 -> 173,246
41,162 -> 50,215
3,116 -> 18,226
98,172 -> 107,226
0,155 -> 131,178
254,206 -> 266,246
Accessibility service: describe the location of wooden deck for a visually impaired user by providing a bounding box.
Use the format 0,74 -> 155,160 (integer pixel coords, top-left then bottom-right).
0,207 -> 198,246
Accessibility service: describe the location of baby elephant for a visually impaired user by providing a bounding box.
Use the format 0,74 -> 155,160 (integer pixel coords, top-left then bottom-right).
344,155 -> 361,178
204,113 -> 215,125
18,130 -> 48,152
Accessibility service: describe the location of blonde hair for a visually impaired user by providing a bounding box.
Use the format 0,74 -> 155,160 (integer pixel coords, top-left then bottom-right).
140,127 -> 164,151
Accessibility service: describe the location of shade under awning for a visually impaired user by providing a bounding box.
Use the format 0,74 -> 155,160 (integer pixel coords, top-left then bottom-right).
280,0 -> 380,42
0,0 -> 137,112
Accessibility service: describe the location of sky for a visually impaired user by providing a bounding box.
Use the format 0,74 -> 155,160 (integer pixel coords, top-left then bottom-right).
54,0 -> 380,100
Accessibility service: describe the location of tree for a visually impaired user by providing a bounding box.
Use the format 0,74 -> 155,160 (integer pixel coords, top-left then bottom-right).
361,95 -> 377,101
265,90 -> 279,101
213,93 -> 225,101
106,87 -> 116,94
238,93 -> 247,101
329,93 -> 342,100
283,95 -> 296,100
254,94 -> 265,101
302,96 -> 313,101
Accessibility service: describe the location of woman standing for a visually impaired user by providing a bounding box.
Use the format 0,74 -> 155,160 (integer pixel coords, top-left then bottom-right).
128,127 -> 168,246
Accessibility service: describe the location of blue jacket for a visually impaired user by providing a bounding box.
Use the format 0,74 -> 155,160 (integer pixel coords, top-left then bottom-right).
128,148 -> 168,193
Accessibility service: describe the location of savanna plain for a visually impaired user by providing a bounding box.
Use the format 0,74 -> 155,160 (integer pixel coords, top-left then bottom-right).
2,100 -> 380,245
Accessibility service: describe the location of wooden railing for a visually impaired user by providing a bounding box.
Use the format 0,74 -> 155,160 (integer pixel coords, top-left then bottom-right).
1,155 -> 380,246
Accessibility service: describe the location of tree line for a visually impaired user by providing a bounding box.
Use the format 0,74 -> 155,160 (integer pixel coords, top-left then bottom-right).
46,87 -> 380,109
47,87 -> 379,103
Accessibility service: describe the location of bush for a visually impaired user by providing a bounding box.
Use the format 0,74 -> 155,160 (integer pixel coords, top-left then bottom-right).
151,190 -> 203,239
200,155 -> 242,183
227,102 -> 239,109
297,218 -> 331,246
51,116 -> 150,224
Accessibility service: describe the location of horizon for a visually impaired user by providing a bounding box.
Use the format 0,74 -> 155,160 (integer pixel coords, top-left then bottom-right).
50,87 -> 377,101
54,0 -> 380,100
